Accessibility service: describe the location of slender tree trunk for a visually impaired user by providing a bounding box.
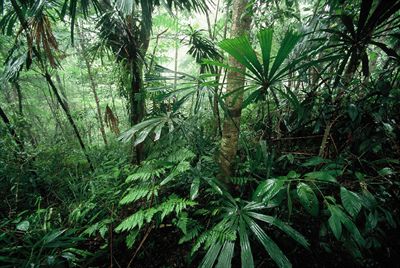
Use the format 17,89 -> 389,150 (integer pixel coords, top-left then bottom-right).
55,72 -> 69,110
0,104 -> 23,151
41,85 -> 69,142
129,60 -> 146,164
44,72 -> 95,171
77,24 -> 108,145
212,4 -> 229,137
10,0 -> 93,170
13,81 -> 23,116
129,3 -> 153,164
218,0 -> 252,179
173,16 -> 179,92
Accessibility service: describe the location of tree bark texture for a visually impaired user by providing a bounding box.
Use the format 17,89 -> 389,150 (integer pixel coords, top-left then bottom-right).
218,0 -> 252,179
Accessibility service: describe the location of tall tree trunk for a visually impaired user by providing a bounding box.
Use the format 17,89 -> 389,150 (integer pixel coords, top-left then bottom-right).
44,72 -> 95,171
13,81 -> 23,116
0,104 -> 23,151
77,24 -> 108,145
55,72 -> 69,111
129,2 -> 153,164
10,0 -> 94,171
129,60 -> 146,164
218,0 -> 252,179
41,85 -> 69,142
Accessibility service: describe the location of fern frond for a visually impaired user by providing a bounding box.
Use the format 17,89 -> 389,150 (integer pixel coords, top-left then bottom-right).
166,148 -> 195,163
192,220 -> 236,254
179,222 -> 202,244
126,165 -> 167,182
161,160 -> 191,185
230,177 -> 255,186
120,187 -> 149,205
192,230 -> 209,254
176,213 -> 204,244
115,210 -> 145,232
156,196 -> 196,220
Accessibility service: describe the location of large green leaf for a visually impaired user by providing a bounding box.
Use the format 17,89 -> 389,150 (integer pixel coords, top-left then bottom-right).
244,216 -> 291,268
219,35 -> 263,82
216,241 -> 235,268
257,28 -> 273,78
340,187 -> 362,218
304,171 -> 337,183
252,179 -> 286,203
239,218 -> 254,268
333,206 -> 366,247
297,183 -> 319,217
268,30 -> 301,81
199,242 -> 223,268
248,212 -> 309,248
328,209 -> 342,240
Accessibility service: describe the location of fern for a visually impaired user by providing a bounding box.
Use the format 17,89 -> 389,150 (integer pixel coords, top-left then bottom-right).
192,230 -> 210,254
119,187 -> 149,205
126,164 -> 167,182
116,210 -> 146,232
192,219 -> 236,255
157,195 -> 196,220
119,185 -> 159,205
179,221 -> 202,244
160,160 -> 191,185
166,148 -> 195,163
175,213 -> 204,244
230,177 -> 255,186
116,196 -> 196,233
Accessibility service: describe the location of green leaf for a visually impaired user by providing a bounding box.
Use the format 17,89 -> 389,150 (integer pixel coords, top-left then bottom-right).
297,183 -> 319,217
115,210 -> 148,232
378,167 -> 394,176
248,212 -> 309,249
199,242 -> 223,268
216,241 -> 235,268
239,218 -> 254,268
16,220 -> 30,231
328,211 -> 342,240
334,207 -> 366,247
305,171 -> 337,183
245,216 -> 292,268
340,187 -> 362,217
269,30 -> 301,81
219,35 -> 263,82
126,229 -> 139,249
252,179 -> 286,203
302,157 -> 327,167
348,104 -> 358,121
366,210 -> 378,230
257,28 -> 273,78
190,177 -> 200,200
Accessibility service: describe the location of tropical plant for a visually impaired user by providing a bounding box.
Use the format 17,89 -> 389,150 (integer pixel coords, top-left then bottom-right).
323,0 -> 400,83
193,194 -> 309,268
210,28 -> 302,106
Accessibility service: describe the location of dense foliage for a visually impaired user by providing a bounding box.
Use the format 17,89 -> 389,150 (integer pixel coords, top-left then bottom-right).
0,0 -> 399,267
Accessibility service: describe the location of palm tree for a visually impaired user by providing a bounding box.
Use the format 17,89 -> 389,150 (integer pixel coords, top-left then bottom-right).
95,0 -> 208,163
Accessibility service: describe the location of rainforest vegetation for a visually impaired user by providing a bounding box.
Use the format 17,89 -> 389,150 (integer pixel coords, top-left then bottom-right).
0,0 -> 399,267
